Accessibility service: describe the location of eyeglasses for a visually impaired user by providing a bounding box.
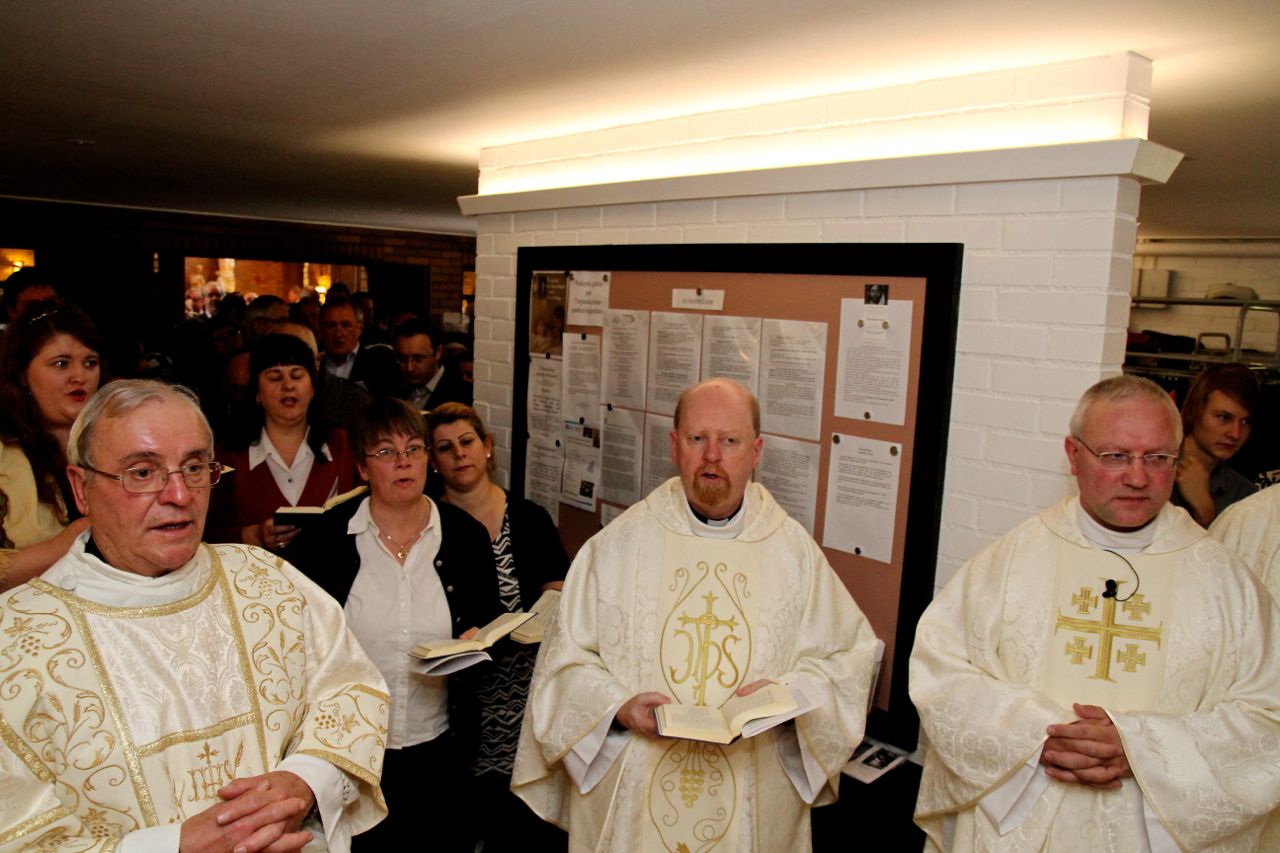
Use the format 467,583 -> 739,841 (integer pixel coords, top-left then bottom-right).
83,461 -> 227,494
1071,437 -> 1179,470
365,444 -> 427,463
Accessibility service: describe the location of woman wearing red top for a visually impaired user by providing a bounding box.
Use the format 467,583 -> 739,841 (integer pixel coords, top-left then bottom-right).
208,333 -> 358,556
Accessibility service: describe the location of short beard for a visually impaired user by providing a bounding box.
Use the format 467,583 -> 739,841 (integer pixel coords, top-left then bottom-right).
690,466 -> 732,515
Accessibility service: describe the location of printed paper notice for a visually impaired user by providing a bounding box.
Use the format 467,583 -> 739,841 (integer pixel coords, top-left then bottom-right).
643,412 -> 677,495
561,423 -> 601,512
600,503 -> 625,527
567,270 -> 610,326
701,315 -> 761,394
822,435 -> 901,563
647,312 -> 702,415
525,435 -> 563,524
760,320 -> 826,441
834,298 -> 912,425
527,357 -> 562,437
602,309 -> 649,410
530,272 -> 566,355
757,435 -> 821,535
561,333 -> 601,427
600,406 -> 644,506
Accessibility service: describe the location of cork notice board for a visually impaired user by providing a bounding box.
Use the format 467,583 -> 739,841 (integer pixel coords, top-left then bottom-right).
513,244 -> 961,748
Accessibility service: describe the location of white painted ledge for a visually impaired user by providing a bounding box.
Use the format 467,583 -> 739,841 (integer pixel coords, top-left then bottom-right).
457,139 -> 1182,217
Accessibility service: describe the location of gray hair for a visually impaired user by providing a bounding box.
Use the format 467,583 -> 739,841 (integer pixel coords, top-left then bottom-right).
1068,374 -> 1182,445
69,379 -> 213,468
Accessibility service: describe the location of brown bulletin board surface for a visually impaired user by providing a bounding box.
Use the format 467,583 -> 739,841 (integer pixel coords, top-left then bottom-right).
553,270 -> 925,713
513,244 -> 962,748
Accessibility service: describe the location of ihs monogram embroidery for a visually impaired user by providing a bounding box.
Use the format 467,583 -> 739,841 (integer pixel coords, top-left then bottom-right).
186,740 -> 245,803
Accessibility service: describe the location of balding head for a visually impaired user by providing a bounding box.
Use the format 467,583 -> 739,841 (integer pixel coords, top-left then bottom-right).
669,379 -> 764,519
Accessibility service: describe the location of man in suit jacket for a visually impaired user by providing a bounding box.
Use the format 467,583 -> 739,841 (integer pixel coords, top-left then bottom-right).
320,298 -> 400,399
393,317 -> 472,411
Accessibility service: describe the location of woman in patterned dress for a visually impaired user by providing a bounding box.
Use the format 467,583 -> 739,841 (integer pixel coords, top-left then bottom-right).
428,402 -> 569,852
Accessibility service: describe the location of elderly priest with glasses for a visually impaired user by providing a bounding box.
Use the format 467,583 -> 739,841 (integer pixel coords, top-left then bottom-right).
0,380 -> 388,853
910,375 -> 1280,852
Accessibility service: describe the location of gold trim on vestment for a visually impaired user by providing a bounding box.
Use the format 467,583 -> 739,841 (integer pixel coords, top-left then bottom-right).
62,600 -> 157,825
346,682 -> 390,703
296,747 -> 383,789
0,804 -> 72,845
27,545 -> 219,618
136,712 -> 258,758
0,711 -> 53,783
214,548 -> 273,772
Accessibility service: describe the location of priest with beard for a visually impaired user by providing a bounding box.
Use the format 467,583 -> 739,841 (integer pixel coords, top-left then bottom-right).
512,378 -> 878,852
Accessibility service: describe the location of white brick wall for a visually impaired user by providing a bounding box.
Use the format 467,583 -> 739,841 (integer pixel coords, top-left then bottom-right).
466,55 -> 1161,594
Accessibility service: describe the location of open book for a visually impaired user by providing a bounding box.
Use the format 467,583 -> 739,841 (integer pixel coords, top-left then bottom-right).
273,485 -> 368,527
510,588 -> 560,644
409,610 -> 537,661
654,681 -> 816,745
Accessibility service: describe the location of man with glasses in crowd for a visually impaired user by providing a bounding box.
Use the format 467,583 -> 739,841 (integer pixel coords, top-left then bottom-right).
0,379 -> 388,852
910,374 -> 1280,851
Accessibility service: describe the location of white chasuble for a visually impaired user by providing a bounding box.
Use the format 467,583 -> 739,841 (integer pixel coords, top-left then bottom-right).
911,498 -> 1280,853
0,544 -> 389,851
513,478 -> 878,853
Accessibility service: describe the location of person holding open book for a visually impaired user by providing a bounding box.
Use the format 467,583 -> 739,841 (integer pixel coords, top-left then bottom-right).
428,402 -> 569,852
293,396 -> 501,852
512,379 -> 878,852
208,333 -> 359,556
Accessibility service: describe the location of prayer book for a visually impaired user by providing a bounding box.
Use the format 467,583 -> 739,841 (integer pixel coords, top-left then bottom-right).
273,485 -> 368,527
510,588 -> 561,644
409,610 -> 538,661
654,682 -> 815,744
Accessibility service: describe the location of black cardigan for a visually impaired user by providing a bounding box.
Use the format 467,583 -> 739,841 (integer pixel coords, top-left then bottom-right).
292,496 -> 501,760
502,493 -> 570,611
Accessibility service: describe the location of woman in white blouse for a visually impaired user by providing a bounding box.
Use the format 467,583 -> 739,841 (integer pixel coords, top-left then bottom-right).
293,397 -> 500,851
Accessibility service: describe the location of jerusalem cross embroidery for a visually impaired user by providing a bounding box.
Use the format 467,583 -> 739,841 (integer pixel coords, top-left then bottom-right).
1055,584 -> 1163,681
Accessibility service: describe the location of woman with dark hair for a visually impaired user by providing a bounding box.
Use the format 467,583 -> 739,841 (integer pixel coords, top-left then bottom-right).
293,397 -> 500,851
208,333 -> 358,553
427,401 -> 568,852
0,302 -> 103,590
1173,363 -> 1262,526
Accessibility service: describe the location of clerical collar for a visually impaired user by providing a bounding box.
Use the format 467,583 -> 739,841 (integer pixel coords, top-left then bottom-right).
683,499 -> 746,540
1075,503 -> 1156,555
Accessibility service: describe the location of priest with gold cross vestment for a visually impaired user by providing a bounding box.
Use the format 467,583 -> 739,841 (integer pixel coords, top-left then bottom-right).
513,379 -> 878,852
911,375 -> 1280,852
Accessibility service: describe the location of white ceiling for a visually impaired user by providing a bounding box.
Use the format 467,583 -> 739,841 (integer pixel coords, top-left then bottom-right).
3,0 -> 1277,237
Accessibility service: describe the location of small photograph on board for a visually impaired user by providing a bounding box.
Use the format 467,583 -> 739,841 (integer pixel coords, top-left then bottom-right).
842,739 -> 907,783
531,271 -> 568,355
864,283 -> 889,305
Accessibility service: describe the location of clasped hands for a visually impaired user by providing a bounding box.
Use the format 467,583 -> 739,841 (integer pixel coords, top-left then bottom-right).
179,770 -> 315,853
1040,703 -> 1132,789
615,678 -> 774,738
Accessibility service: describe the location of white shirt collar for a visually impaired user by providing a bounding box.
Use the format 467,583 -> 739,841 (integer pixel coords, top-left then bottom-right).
248,428 -> 331,470
1075,502 -> 1157,554
347,495 -> 441,540
683,498 -> 747,540
43,531 -> 209,607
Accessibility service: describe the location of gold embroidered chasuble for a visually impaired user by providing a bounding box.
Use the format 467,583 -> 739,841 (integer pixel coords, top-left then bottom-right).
911,498 -> 1280,852
513,478 -> 877,853
0,543 -> 388,851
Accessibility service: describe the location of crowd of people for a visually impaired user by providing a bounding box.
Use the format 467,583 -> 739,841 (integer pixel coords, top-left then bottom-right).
0,266 -> 1277,852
